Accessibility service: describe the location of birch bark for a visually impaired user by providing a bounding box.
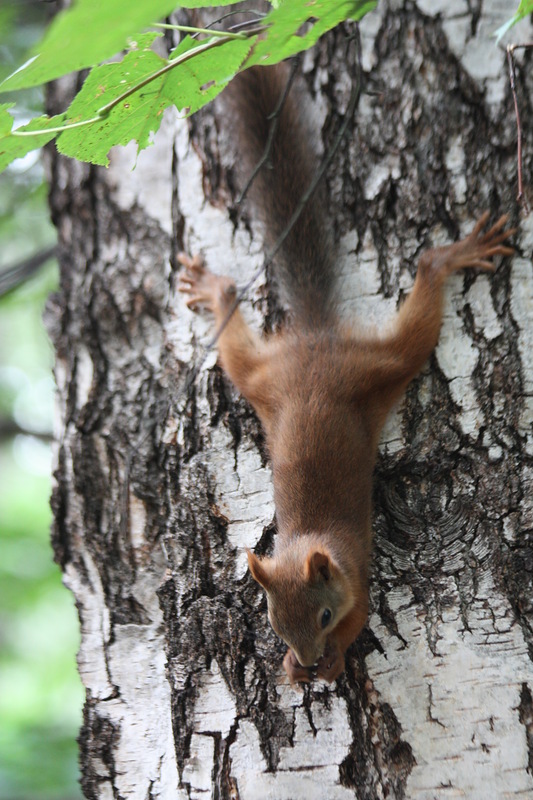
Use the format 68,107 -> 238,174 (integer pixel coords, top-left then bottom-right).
47,2 -> 533,798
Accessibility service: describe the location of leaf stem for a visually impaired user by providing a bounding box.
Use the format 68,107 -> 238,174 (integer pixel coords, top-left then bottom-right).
11,28 -> 262,140
97,33 -> 244,117
12,115 -> 101,137
152,22 -> 249,40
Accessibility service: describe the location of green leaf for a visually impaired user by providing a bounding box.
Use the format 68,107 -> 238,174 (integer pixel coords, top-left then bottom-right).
516,0 -> 533,15
166,34 -> 255,114
0,0 -> 375,172
0,0 -> 246,93
56,33 -> 254,167
0,112 -> 65,173
247,0 -> 377,65
494,0 -> 533,43
167,0 -> 246,5
0,104 -> 14,136
55,34 -> 166,165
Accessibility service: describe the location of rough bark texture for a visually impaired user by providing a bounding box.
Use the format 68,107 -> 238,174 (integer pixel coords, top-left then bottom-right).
46,2 -> 533,798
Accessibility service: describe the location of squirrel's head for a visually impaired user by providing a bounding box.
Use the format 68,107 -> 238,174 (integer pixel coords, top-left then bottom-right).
247,543 -> 353,668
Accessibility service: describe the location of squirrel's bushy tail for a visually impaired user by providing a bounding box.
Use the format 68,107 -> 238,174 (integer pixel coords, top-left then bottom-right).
226,64 -> 337,328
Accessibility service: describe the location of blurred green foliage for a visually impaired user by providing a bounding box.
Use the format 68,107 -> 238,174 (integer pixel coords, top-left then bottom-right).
0,268 -> 84,800
0,3 -> 83,799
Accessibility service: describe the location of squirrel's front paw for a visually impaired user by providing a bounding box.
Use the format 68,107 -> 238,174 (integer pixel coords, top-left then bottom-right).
317,642 -> 344,683
283,648 -> 311,685
177,252 -> 235,313
454,212 -> 515,273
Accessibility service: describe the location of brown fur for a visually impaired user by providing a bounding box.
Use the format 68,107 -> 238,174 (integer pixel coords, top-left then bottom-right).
178,66 -> 515,684
225,64 -> 336,326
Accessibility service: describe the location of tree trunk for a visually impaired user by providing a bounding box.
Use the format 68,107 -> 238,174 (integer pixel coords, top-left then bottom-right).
46,3 -> 533,798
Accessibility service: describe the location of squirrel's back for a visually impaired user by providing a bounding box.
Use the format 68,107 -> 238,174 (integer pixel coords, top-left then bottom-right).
226,64 -> 337,328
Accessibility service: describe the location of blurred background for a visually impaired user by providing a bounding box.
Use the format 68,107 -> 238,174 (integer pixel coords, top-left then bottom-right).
0,3 -> 83,799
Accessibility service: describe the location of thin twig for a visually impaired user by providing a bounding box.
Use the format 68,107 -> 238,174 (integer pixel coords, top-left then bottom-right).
236,57 -> 300,206
0,245 -> 57,297
0,418 -> 54,442
228,14 -> 268,33
506,42 -> 533,209
205,9 -> 265,32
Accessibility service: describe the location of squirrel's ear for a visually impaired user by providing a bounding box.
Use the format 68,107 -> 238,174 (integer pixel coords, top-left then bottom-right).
305,550 -> 331,583
247,549 -> 272,590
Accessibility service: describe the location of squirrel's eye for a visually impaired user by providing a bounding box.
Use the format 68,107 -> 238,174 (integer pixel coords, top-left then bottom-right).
321,608 -> 332,628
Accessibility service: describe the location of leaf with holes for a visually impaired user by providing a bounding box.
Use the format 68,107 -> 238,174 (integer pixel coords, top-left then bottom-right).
56,33 -> 254,166
247,0 -> 377,65
165,34 -> 255,114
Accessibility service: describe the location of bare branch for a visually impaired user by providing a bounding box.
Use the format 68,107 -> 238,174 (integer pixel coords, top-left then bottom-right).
506,42 -> 533,209
0,245 -> 57,297
0,418 -> 53,442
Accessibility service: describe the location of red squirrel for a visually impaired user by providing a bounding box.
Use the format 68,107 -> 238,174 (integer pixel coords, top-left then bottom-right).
178,64 -> 514,684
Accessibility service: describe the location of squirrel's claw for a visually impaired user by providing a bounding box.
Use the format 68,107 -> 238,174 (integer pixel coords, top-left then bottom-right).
316,642 -> 344,683
177,252 -> 205,273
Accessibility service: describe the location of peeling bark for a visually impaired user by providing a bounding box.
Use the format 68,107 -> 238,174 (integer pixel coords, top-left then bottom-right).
47,2 -> 533,798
